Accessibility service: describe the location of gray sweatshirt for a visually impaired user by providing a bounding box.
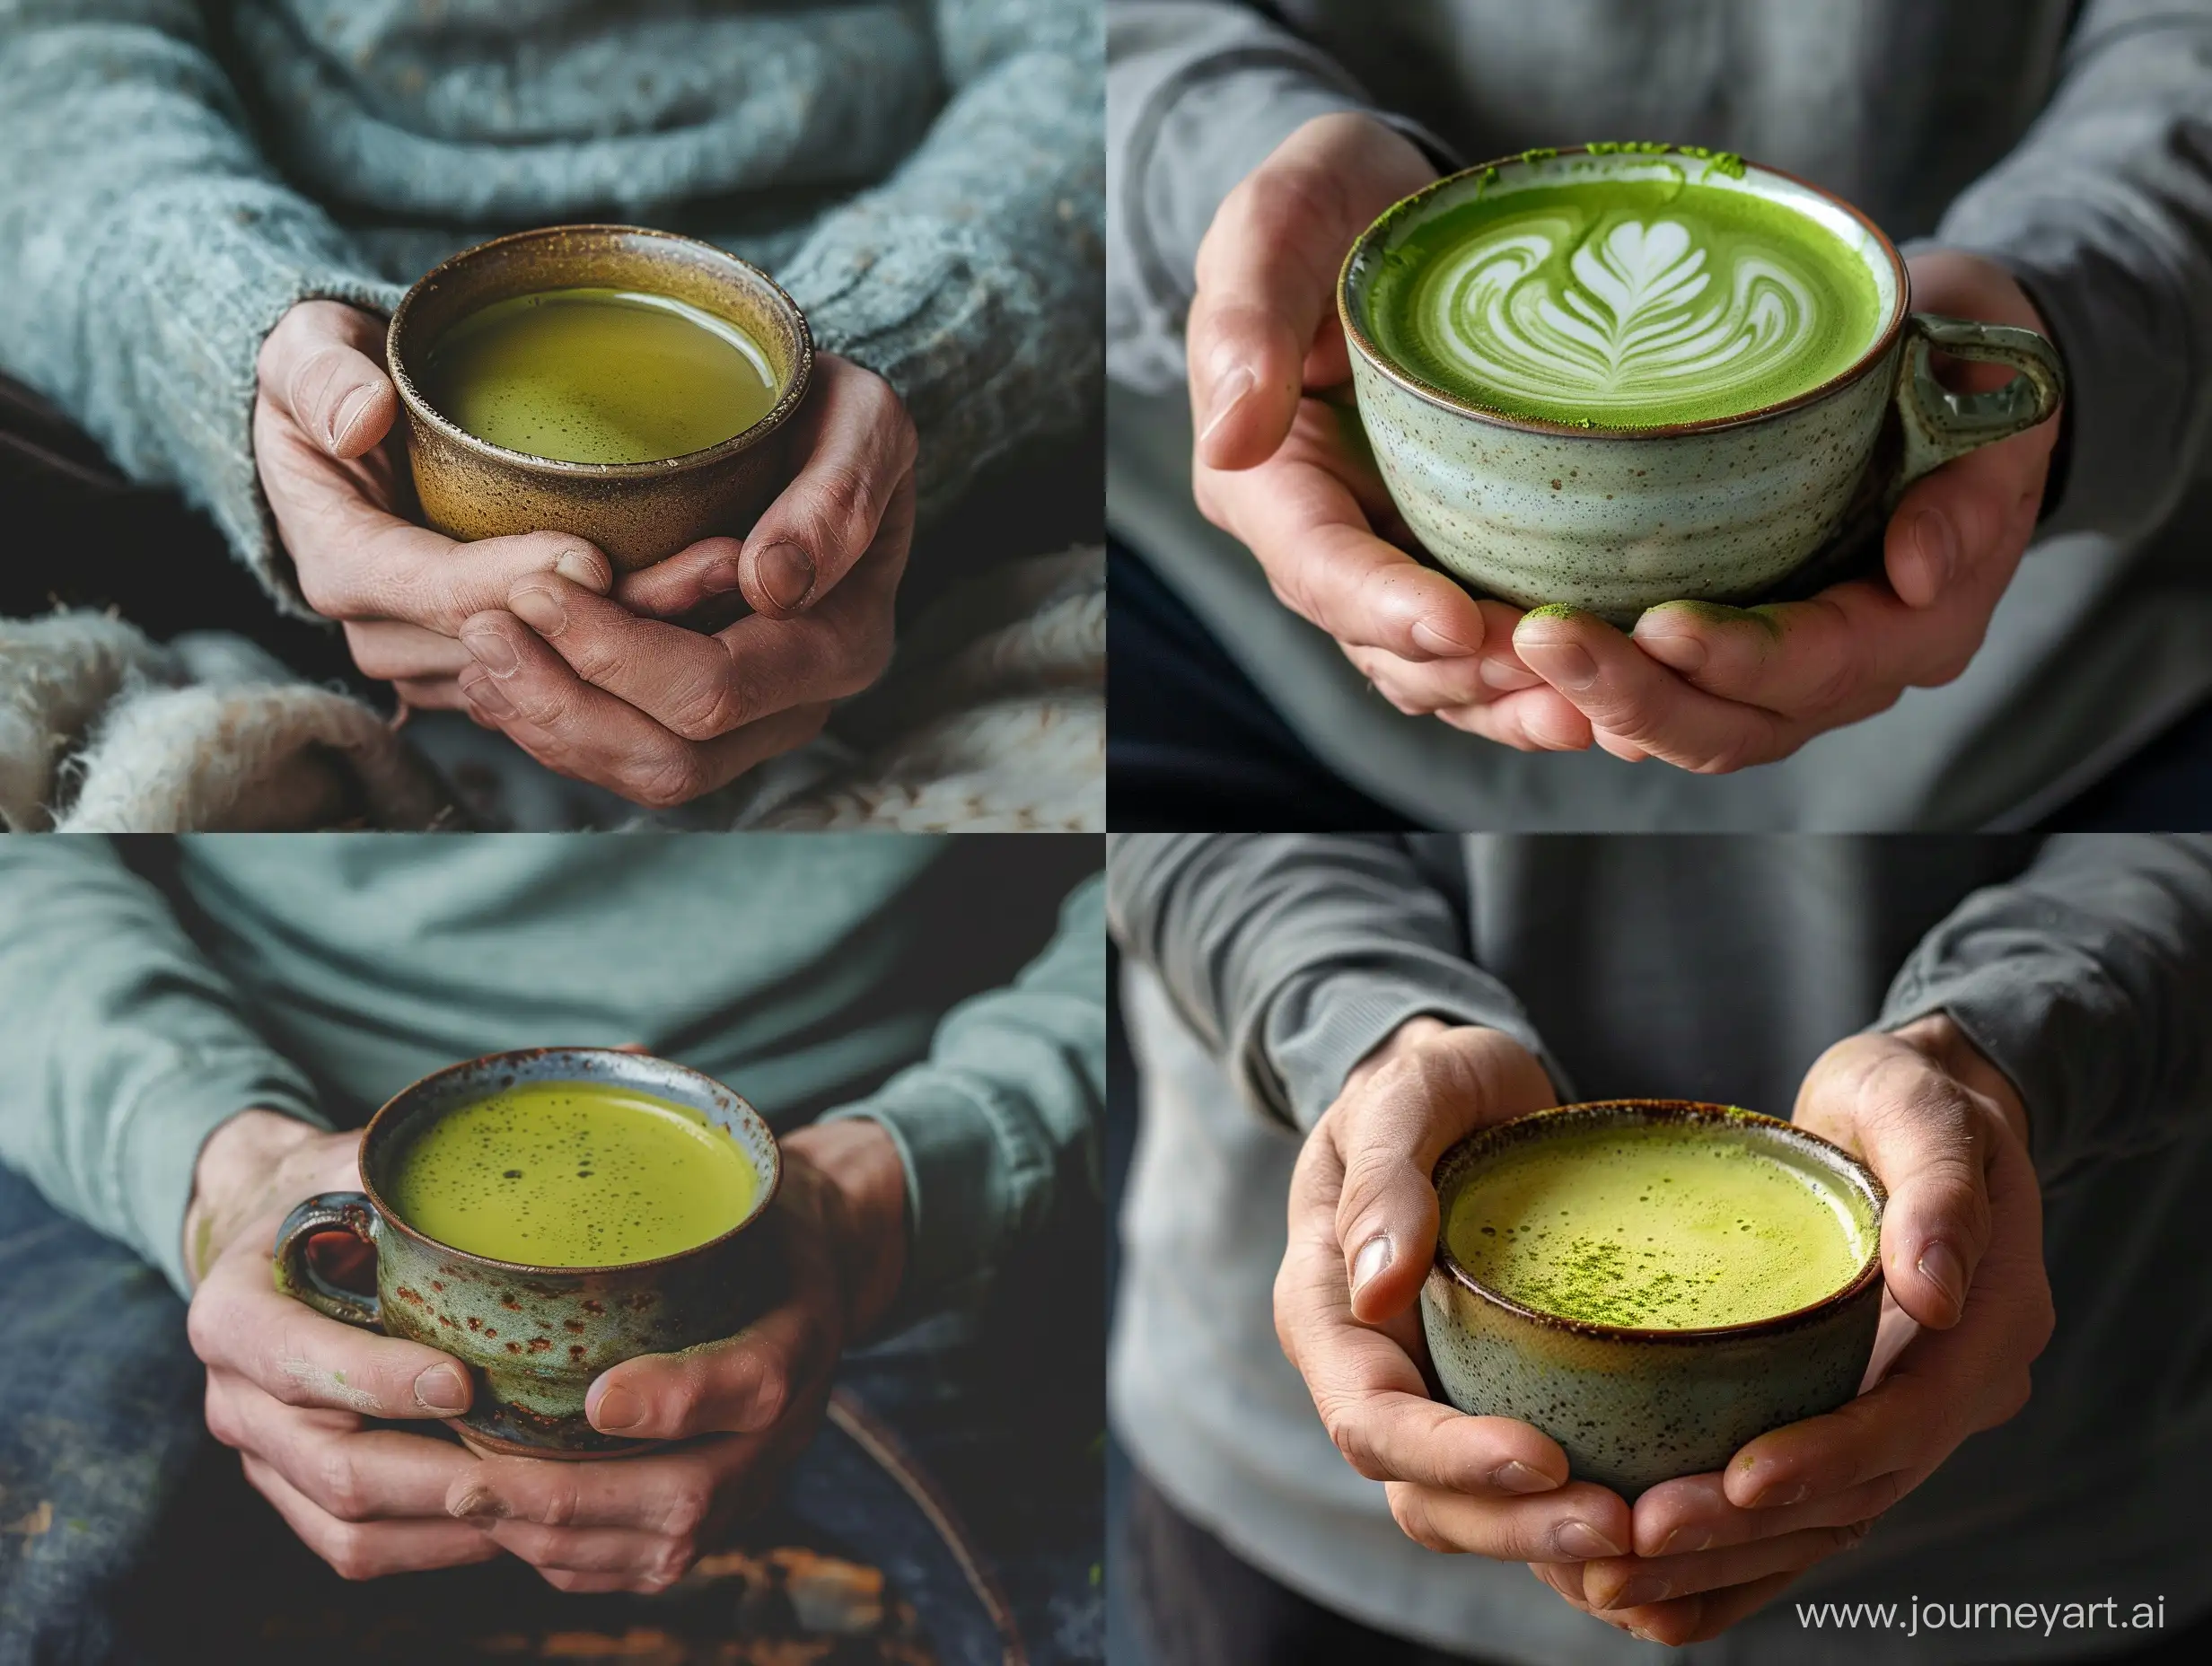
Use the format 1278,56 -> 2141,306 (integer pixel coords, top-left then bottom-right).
0,0 -> 1102,613
1106,1 -> 2212,829
1108,833 -> 2212,1664
0,836 -> 1105,1314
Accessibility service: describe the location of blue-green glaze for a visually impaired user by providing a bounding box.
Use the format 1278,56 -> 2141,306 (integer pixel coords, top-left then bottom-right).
1341,149 -> 2064,625
1419,1100 -> 1885,1498
276,1047 -> 782,1460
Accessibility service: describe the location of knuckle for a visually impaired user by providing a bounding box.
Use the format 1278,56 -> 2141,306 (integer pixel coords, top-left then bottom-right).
803,461 -> 875,541
624,742 -> 707,810
536,1479 -> 583,1528
1317,1398 -> 1384,1481
322,1524 -> 375,1583
661,670 -> 744,743
316,1445 -> 367,1521
1385,1484 -> 1457,1555
659,1487 -> 713,1541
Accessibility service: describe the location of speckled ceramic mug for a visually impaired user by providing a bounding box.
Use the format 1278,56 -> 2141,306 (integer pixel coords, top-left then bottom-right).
1420,1100 -> 1885,1498
388,225 -> 814,573
1340,147 -> 2066,624
274,1048 -> 782,1460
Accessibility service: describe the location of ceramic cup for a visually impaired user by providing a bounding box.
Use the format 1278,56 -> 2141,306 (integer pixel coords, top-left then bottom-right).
1420,1100 -> 1885,1498
387,224 -> 814,573
273,1047 -> 782,1460
1339,147 -> 2066,624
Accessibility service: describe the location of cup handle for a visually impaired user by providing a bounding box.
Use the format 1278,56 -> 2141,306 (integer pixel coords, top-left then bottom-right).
273,1192 -> 382,1330
1887,312 -> 2065,507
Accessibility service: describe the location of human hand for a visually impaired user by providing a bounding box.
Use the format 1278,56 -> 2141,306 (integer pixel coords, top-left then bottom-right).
1535,1015 -> 2052,1645
450,355 -> 916,807
1187,116 -> 1596,753
1511,250 -> 2063,769
186,1109 -> 907,1590
254,300 -> 618,712
1273,1019 -> 1647,1564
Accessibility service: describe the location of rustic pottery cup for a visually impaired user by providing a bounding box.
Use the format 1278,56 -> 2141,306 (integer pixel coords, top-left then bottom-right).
273,1047 -> 782,1460
1339,146 -> 2066,623
387,224 -> 814,573
1420,1100 -> 1885,1498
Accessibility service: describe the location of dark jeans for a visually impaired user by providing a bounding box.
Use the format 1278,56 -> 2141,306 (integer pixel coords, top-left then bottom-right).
0,1159 -> 1102,1666
1122,1463 -> 2212,1666
1108,540 -> 2212,833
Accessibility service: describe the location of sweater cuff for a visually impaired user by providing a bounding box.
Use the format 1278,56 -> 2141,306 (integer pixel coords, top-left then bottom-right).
1263,966 -> 1568,1134
114,1048 -> 327,1297
821,1077 -> 1015,1325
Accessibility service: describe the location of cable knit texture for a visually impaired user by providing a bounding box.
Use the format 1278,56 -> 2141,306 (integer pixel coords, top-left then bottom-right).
0,0 -> 1102,612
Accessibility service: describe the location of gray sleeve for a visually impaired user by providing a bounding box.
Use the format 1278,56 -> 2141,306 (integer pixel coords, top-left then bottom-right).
1107,833 -> 1562,1132
1936,0 -> 2212,543
0,839 -> 329,1297
0,0 -> 399,613
1878,834 -> 2212,1188
1106,1 -> 1450,394
778,0 -> 1102,519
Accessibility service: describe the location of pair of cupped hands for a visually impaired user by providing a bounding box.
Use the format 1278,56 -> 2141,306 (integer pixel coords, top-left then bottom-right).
180,1106 -> 908,1591
1190,114 -> 2063,771
256,302 -> 917,808
1281,1013 -> 2053,1645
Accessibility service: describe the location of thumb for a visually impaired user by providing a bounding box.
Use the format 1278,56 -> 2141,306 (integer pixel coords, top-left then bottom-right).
1330,1027 -> 1558,1325
1189,114 -> 1434,472
259,299 -> 397,460
1800,1039 -> 1996,1330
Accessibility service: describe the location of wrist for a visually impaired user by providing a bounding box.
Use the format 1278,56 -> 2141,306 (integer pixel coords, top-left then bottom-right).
182,1109 -> 332,1287
783,1118 -> 908,1339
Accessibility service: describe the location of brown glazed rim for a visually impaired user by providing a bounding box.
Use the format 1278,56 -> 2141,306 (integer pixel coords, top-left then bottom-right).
1337,145 -> 1912,440
355,1046 -> 783,1276
1430,1099 -> 1887,1344
385,224 -> 815,478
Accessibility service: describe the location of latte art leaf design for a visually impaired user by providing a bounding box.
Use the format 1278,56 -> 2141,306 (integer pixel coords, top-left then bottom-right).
1418,214 -> 1834,418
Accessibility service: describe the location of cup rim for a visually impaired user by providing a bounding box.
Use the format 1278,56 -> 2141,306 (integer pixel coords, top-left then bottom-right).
385,224 -> 815,478
1429,1099 -> 1886,1344
1337,145 -> 1912,440
356,1046 -> 784,1276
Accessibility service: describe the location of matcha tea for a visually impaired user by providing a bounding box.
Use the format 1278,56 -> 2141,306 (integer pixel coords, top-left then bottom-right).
1364,176 -> 1883,427
1444,1121 -> 1869,1328
386,1082 -> 759,1266
421,286 -> 779,463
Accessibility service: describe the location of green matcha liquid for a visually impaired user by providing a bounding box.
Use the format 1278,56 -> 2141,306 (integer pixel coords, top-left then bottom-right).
421,286 -> 778,463
1444,1122 -> 1868,1328
1365,178 -> 1883,427
387,1082 -> 759,1267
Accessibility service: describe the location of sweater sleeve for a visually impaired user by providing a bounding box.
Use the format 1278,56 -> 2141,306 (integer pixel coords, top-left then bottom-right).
1106,834 -> 1563,1134
821,869 -> 1105,1321
1106,0 -> 1452,394
0,838 -> 328,1297
1878,834 -> 2212,1188
776,0 -> 1103,520
1934,0 -> 2212,543
0,0 -> 399,613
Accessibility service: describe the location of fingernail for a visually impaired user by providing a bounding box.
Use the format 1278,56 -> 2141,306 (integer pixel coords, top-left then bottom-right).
459,671 -> 512,719
1480,656 -> 1542,691
754,541 -> 815,612
415,1364 -> 469,1413
1635,631 -> 1707,674
1655,1525 -> 1713,1556
553,548 -> 605,592
1602,1574 -> 1671,1609
449,1485 -> 506,1521
1918,1241 -> 1967,1314
1409,619 -> 1479,657
591,1383 -> 645,1433
460,625 -> 518,676
1555,1521 -> 1625,1559
1748,1479 -> 1811,1509
1911,509 -> 1958,594
1527,642 -> 1600,691
1490,1460 -> 1558,1495
507,584 -> 566,636
1198,364 -> 1257,444
699,557 -> 745,595
1349,1233 -> 1391,1300
328,385 -> 376,451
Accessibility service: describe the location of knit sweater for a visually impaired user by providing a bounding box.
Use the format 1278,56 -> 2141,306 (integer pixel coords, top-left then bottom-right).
0,0 -> 1102,614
